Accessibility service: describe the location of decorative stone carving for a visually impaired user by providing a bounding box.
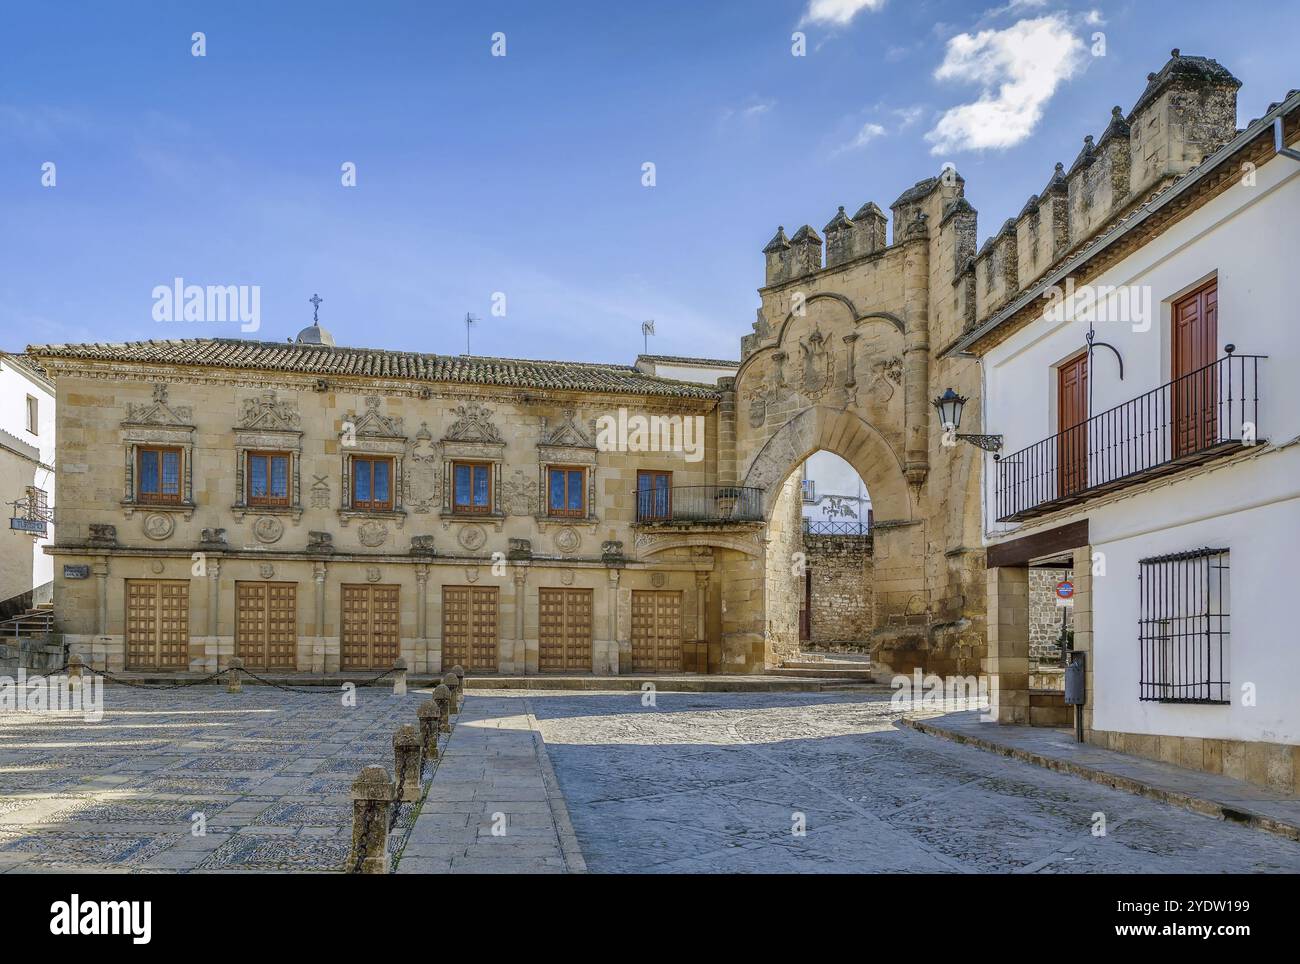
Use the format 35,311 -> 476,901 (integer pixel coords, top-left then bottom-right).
553,526 -> 581,554
457,525 -> 486,552
601,540 -> 625,564
199,527 -> 227,549
507,538 -> 532,561
311,475 -> 330,508
500,468 -> 539,516
238,390 -> 300,431
405,422 -> 440,514
142,513 -> 174,541
87,524 -> 118,547
357,520 -> 388,548
259,563 -> 276,579
306,531 -> 334,554
342,396 -> 405,441
651,572 -> 667,588
410,535 -> 437,556
465,567 -> 480,583
539,409 -> 595,449
560,569 -> 575,586
798,326 -> 835,400
365,566 -> 382,583
150,560 -> 164,574
124,384 -> 193,426
252,516 -> 284,544
444,400 -> 502,443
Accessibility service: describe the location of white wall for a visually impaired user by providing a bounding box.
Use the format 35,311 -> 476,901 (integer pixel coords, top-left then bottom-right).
802,451 -> 871,523
642,361 -> 738,385
0,356 -> 56,602
981,143 -> 1300,744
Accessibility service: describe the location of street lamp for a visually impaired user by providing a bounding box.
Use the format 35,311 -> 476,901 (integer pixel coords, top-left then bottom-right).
932,388 -> 1003,454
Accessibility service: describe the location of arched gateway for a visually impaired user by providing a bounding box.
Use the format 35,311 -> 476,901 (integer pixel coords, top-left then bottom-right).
716,183 -> 988,676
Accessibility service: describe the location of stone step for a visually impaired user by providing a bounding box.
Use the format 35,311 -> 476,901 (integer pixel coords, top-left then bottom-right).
768,666 -> 877,680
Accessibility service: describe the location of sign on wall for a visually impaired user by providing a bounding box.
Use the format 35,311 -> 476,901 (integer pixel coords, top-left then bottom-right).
1055,579 -> 1075,608
63,565 -> 91,580
10,517 -> 47,536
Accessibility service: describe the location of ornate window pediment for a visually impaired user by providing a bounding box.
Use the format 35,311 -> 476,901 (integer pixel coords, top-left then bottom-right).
342,395 -> 406,443
123,384 -> 193,427
232,391 -> 304,520
536,409 -> 598,526
444,400 -> 502,444
338,397 -> 407,526
120,384 -> 195,518
238,390 -> 301,432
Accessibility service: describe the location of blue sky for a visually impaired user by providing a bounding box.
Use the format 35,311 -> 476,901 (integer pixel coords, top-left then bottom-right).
2,0 -> 1295,363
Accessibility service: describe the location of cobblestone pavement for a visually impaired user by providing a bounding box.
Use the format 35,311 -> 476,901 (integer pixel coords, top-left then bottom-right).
522,690 -> 1300,873
0,685 -> 431,873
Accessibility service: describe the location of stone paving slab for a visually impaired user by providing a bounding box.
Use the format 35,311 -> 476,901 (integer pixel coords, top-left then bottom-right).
396,696 -> 582,874
516,689 -> 1300,873
0,686 -> 431,872
903,710 -> 1300,842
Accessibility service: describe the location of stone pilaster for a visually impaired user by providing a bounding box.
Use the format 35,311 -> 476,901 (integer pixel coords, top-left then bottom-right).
984,565 -> 1029,724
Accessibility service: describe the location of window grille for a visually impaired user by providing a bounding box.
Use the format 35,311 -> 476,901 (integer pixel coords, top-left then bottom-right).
1138,547 -> 1229,704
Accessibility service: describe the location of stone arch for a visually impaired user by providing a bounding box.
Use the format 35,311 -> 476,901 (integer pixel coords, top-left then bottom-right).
768,293 -> 906,350
740,406 -> 913,523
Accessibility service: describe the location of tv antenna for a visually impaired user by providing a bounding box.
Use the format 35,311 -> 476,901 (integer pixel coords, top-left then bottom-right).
641,319 -> 655,354
465,313 -> 480,355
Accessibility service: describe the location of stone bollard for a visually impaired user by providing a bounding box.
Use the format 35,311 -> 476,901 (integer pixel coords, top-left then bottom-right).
393,724 -> 423,802
227,656 -> 243,694
417,699 -> 440,761
442,672 -> 461,714
451,663 -> 466,688
392,657 -> 408,697
347,766 -> 393,874
66,653 -> 83,691
432,683 -> 452,734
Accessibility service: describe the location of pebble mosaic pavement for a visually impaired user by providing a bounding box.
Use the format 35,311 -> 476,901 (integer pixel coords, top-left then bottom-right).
0,685 -> 432,873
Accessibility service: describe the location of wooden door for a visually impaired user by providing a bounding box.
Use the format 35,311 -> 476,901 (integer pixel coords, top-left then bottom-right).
126,579 -> 190,670
538,588 -> 593,672
1172,280 -> 1218,457
236,581 -> 298,670
631,590 -> 682,673
340,584 -> 401,670
442,586 -> 499,671
1057,352 -> 1089,498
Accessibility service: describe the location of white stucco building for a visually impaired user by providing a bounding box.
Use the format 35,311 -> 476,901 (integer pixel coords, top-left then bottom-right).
0,352 -> 56,613
947,55 -> 1300,793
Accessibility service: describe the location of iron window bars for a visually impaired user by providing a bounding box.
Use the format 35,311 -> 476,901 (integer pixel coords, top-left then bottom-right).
1138,547 -> 1230,704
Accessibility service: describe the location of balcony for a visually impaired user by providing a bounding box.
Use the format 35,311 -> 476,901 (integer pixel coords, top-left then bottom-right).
995,352 -> 1265,523
634,485 -> 764,524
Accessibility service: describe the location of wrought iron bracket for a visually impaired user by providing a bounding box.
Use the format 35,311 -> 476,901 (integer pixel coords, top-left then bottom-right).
957,434 -> 1003,453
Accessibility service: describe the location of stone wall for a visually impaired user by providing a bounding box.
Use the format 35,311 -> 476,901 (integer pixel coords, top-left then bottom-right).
762,474 -> 804,666
1029,567 -> 1072,664
804,533 -> 872,646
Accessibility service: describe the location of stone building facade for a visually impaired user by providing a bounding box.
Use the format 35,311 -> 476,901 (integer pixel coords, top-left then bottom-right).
33,337 -> 749,675
1028,567 -> 1071,664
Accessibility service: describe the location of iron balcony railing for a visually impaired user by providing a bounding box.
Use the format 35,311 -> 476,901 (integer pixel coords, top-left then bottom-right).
634,485 -> 764,523
995,351 -> 1265,522
804,519 -> 870,536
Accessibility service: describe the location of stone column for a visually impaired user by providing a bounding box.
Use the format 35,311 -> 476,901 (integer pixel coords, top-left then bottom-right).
313,561 -> 329,673
607,568 -> 623,674
901,226 -> 931,486
93,555 -> 109,637
513,564 -> 529,675
984,565 -> 1029,724
207,559 -> 221,671
415,564 -> 430,673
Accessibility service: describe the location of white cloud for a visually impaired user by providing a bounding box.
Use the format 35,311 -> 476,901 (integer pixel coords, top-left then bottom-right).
925,15 -> 1086,155
801,0 -> 887,27
832,121 -> 887,156
893,105 -> 925,128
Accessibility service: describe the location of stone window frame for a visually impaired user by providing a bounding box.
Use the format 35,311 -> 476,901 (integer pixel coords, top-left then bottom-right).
544,464 -> 589,518
535,441 -> 599,528
439,439 -> 506,528
232,428 -> 304,522
339,441 -> 407,528
120,425 -> 196,519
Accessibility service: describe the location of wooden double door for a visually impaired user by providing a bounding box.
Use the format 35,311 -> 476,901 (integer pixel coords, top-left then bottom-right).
125,579 -> 190,670
340,584 -> 400,670
442,586 -> 499,671
236,581 -> 297,670
631,590 -> 682,673
538,588 -> 592,672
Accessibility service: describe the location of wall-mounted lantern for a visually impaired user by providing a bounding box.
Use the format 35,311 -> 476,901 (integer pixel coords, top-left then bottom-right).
932,389 -> 1003,453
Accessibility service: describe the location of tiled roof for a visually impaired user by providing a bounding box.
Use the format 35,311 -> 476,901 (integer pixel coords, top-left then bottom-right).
26,338 -> 723,400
